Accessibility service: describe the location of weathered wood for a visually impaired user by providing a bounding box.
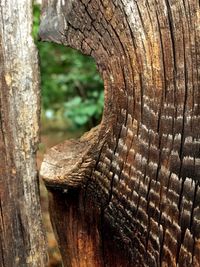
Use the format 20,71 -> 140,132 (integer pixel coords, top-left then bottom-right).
0,1 -> 47,266
40,0 -> 200,266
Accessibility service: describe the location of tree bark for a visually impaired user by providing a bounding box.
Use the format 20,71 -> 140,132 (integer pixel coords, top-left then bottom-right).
0,1 -> 47,266
40,0 -> 200,266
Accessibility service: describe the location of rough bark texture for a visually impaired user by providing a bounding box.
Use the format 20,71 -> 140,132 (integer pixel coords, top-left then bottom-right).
40,0 -> 200,266
0,1 -> 47,266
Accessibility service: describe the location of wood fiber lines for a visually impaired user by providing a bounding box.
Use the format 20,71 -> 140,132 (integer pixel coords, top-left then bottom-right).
40,1 -> 200,266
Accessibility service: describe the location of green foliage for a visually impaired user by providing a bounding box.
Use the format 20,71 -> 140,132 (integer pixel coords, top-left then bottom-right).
33,5 -> 104,130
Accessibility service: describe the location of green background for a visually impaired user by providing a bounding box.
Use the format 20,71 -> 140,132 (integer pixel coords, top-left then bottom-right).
33,5 -> 104,131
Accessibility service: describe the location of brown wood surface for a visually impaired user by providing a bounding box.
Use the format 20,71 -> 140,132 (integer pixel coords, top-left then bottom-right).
40,0 -> 200,266
0,1 -> 47,266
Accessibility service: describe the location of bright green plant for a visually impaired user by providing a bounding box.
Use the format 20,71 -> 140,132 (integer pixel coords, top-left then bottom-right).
33,5 -> 104,130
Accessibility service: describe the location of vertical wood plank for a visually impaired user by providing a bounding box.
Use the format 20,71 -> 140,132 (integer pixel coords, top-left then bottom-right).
0,1 -> 47,266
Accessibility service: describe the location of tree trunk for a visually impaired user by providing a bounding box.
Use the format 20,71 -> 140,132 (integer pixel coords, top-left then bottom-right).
0,1 -> 47,266
40,0 -> 200,266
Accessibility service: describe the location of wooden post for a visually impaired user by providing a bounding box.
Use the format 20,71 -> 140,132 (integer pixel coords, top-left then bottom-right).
0,1 -> 47,266
40,1 -> 200,266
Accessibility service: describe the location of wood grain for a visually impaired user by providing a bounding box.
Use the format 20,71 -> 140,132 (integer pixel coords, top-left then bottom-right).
0,1 -> 47,266
40,0 -> 200,266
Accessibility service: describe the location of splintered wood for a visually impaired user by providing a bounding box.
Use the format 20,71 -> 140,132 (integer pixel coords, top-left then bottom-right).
40,1 -> 200,266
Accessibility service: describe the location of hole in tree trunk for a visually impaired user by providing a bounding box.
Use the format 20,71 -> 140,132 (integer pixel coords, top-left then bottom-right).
39,44 -> 104,137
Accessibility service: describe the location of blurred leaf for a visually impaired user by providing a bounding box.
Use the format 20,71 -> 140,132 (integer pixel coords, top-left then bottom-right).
74,115 -> 88,125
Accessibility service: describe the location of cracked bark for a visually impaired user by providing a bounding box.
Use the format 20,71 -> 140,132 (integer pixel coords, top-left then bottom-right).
40,1 -> 200,266
0,1 -> 47,266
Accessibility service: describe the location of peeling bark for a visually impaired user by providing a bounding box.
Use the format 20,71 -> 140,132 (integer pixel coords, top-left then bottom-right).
0,1 -> 47,266
40,1 -> 200,266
